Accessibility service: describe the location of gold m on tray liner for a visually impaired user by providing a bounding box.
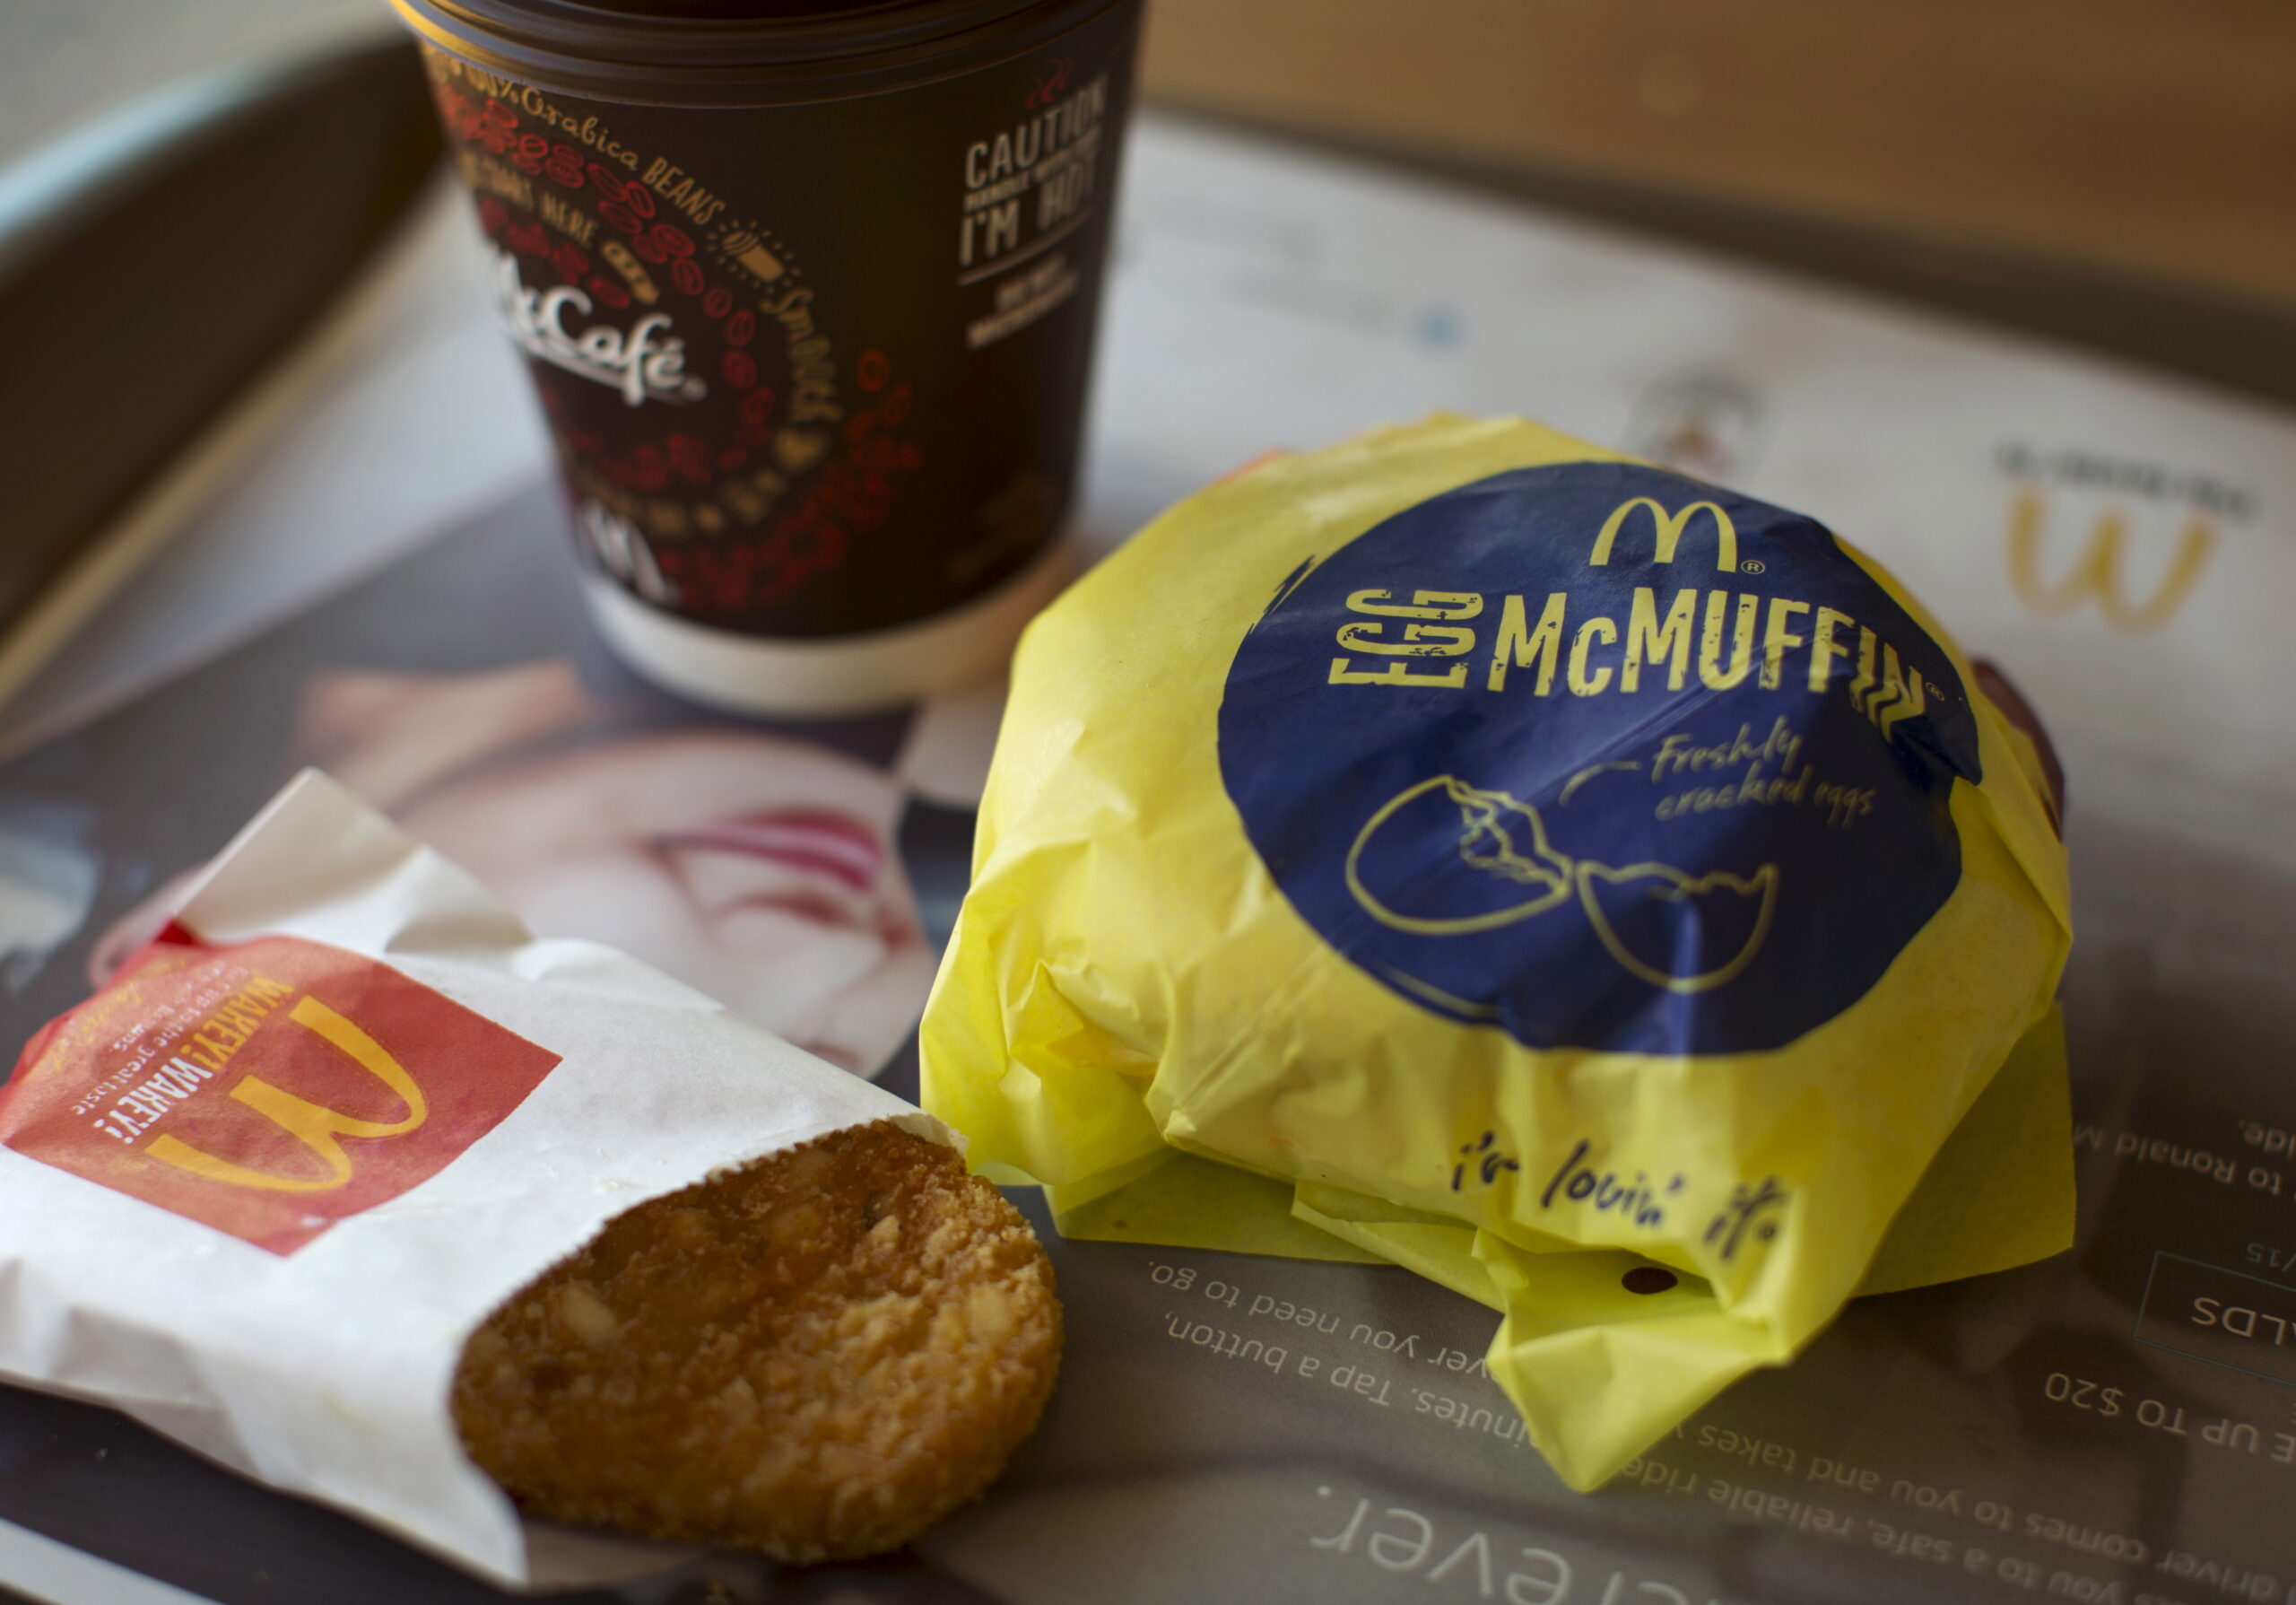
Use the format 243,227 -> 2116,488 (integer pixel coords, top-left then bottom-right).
0,929 -> 561,1254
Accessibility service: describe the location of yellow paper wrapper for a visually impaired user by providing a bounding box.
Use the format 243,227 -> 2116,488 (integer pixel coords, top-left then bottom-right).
922,416 -> 2073,1489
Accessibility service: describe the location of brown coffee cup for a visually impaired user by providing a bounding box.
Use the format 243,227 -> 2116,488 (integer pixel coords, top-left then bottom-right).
391,0 -> 1142,713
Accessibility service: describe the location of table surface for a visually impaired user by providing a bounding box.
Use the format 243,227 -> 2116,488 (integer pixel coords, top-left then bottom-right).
0,1 -> 378,174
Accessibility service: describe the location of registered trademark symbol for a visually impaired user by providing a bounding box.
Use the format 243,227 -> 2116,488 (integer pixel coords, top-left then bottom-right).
1739,559 -> 1765,574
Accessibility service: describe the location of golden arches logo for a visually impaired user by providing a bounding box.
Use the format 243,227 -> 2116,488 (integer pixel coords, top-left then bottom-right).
147,996 -> 428,1193
2005,488 -> 2214,635
1590,497 -> 1738,573
1344,775 -> 1777,991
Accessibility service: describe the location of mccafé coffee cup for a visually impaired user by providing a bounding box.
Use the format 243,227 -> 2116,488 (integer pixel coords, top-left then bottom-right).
390,0 -> 1142,713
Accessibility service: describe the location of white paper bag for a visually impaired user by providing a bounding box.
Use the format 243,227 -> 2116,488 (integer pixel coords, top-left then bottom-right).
0,769 -> 947,1585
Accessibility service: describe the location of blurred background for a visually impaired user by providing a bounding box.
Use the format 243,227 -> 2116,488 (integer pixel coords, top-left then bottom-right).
6,0 -> 2292,396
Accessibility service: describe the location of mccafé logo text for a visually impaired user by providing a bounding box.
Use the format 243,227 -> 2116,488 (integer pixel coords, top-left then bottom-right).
1325,497 -> 1935,746
492,249 -> 704,407
1,934 -> 560,1255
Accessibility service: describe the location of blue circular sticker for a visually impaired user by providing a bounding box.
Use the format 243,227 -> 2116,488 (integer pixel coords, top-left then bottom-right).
1216,462 -> 1982,1055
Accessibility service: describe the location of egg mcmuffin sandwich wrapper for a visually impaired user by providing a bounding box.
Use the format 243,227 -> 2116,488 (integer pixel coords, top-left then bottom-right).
921,415 -> 2073,1490
0,770 -> 951,1586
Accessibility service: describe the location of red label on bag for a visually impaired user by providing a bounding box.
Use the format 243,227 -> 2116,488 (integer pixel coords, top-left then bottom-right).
0,928 -> 561,1255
